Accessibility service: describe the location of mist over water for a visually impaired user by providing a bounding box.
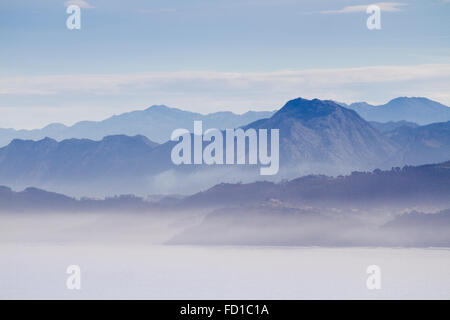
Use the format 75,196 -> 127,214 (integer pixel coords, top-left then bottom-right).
2,243 -> 449,299
1,212 -> 449,299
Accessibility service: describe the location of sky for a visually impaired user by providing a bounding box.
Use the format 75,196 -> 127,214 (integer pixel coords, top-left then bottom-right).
0,0 -> 450,129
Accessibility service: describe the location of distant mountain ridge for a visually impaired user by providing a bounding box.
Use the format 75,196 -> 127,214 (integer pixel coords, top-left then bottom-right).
340,97 -> 450,124
0,105 -> 274,147
2,97 -> 449,149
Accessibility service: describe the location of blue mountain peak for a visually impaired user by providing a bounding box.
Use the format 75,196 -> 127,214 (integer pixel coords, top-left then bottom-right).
273,97 -> 338,120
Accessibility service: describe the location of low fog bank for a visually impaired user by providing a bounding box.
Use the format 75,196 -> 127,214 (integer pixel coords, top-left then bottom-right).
168,206 -> 450,247
1,206 -> 448,248
1,192 -> 450,248
1,160 -> 449,247
0,210 -> 204,245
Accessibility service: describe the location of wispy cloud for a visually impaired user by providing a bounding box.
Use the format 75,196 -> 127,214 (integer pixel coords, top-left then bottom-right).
65,0 -> 95,9
321,2 -> 406,14
1,64 -> 449,96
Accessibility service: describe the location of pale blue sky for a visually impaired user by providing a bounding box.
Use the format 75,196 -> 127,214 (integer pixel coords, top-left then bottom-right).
1,0 -> 450,128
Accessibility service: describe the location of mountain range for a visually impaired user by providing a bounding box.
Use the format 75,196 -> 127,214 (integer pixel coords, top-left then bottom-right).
1,97 -> 449,149
0,106 -> 274,147
1,97 -> 450,196
1,96 -> 449,247
0,98 -> 398,195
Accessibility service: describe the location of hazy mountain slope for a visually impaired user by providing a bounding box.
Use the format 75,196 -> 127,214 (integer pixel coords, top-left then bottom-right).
0,185 -> 171,213
369,120 -> 419,133
2,161 -> 450,247
0,106 -> 274,147
385,121 -> 450,165
0,186 -> 77,212
169,162 -> 450,246
2,161 -> 449,212
182,161 -> 450,209
0,135 -> 169,195
346,97 -> 450,124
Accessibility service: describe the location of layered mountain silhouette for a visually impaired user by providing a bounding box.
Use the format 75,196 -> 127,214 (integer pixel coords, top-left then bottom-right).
168,161 -> 450,246
181,160 -> 450,209
0,135 -> 177,195
1,161 -> 450,247
1,160 -> 449,213
1,97 -> 449,196
341,97 -> 450,125
3,97 -> 449,149
0,105 -> 274,147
